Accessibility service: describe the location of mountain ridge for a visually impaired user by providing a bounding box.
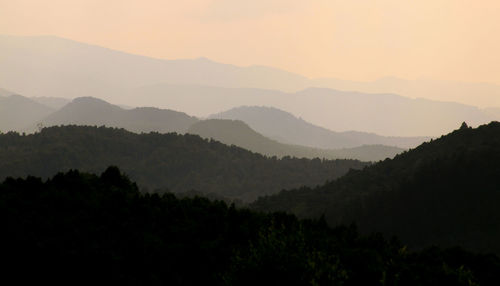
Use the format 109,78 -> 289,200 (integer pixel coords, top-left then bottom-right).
188,119 -> 405,161
251,121 -> 500,254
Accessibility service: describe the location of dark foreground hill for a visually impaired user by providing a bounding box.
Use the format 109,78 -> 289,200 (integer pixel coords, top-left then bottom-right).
0,126 -> 367,201
252,122 -> 500,254
188,119 -> 404,161
1,167 -> 499,285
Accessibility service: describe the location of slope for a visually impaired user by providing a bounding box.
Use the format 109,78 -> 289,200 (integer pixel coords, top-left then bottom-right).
187,119 -> 404,161
211,106 -> 429,149
0,125 -> 368,201
0,94 -> 54,132
3,168 -> 498,285
38,97 -> 198,134
252,122 -> 500,254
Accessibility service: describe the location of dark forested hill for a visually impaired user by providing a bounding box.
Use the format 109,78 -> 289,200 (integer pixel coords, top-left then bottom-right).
252,122 -> 500,254
0,94 -> 54,132
187,119 -> 404,161
0,125 -> 367,201
211,106 -> 429,149
37,96 -> 199,133
2,167 -> 499,285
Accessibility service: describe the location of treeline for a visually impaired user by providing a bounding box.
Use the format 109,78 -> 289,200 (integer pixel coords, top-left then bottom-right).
252,122 -> 500,254
1,167 -> 499,285
0,125 -> 368,201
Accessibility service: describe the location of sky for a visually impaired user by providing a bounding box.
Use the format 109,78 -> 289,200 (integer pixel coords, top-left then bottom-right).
1,0 -> 500,84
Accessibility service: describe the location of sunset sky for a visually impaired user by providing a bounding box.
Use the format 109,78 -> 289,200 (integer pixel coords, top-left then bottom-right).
1,0 -> 499,84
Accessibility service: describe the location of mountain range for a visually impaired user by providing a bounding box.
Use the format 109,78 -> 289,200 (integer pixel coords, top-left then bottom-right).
37,97 -> 198,134
188,119 -> 404,161
210,106 -> 429,149
2,35 -> 500,136
0,125 -> 368,202
0,93 -> 408,160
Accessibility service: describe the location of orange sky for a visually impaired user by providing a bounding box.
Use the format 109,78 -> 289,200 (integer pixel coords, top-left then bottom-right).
1,0 -> 499,84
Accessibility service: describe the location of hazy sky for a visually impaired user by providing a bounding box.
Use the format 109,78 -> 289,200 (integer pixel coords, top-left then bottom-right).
1,0 -> 500,84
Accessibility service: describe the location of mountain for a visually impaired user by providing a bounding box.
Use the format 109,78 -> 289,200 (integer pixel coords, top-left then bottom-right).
252,122 -> 500,254
187,119 -> 404,161
0,94 -> 54,132
314,76 -> 500,109
0,35 -> 309,102
211,106 -> 429,149
128,83 -> 493,137
1,35 -> 497,137
37,97 -> 198,134
0,125 -> 368,201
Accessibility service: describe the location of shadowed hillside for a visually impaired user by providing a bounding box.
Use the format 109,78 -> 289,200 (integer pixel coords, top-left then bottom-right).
2,167 -> 498,285
252,122 -> 500,254
0,125 -> 368,201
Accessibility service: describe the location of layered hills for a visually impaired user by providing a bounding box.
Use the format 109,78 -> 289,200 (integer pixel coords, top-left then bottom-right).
3,167 -> 498,285
0,125 -> 368,201
188,119 -> 404,161
252,122 -> 500,254
37,97 -> 198,134
211,106 -> 429,149
1,35 -> 498,136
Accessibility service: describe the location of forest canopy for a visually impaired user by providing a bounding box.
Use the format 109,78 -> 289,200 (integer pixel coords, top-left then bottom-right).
1,167 -> 499,285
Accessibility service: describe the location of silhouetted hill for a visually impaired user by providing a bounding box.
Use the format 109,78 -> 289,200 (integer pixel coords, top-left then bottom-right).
211,106 -> 429,148
0,125 -> 367,201
0,94 -> 54,132
252,122 -> 500,254
38,97 -> 199,134
188,119 -> 404,161
3,168 -> 498,285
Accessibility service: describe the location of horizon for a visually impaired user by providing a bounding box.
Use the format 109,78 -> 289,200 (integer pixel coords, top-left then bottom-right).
2,1 -> 500,86
2,33 -> 500,88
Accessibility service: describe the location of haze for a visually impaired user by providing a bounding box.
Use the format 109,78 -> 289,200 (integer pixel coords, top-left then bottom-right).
2,0 -> 500,89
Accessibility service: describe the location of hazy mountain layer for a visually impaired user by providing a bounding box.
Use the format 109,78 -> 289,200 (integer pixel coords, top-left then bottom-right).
0,94 -> 54,132
30,96 -> 72,109
37,97 -> 198,134
315,77 -> 500,109
0,35 -> 309,101
1,35 -> 497,136
129,83 -> 493,136
0,126 -> 368,201
211,106 -> 429,149
188,119 -> 404,161
252,122 -> 500,254
0,87 -> 15,97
